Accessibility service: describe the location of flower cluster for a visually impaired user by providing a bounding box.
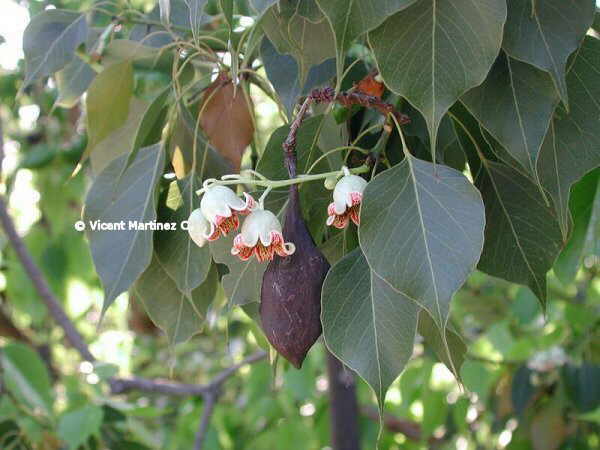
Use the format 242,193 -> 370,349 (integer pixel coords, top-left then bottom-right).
187,185 -> 295,263
188,171 -> 368,262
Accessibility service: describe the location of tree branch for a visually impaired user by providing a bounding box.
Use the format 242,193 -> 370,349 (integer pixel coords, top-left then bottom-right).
194,391 -> 218,450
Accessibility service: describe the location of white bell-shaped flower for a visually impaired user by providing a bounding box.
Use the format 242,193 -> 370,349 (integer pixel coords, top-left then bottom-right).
326,174 -> 367,229
199,185 -> 255,241
231,209 -> 295,262
187,208 -> 210,247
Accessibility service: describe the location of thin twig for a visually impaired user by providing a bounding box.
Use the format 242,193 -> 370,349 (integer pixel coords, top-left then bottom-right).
194,391 -> 218,450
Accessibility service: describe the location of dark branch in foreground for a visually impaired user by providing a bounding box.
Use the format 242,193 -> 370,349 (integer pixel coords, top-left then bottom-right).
0,117 -> 266,450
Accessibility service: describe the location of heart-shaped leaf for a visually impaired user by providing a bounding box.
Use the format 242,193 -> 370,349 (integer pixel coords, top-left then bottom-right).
359,154 -> 485,330
369,0 -> 506,156
502,0 -> 595,104
462,52 -> 560,177
321,248 -> 418,407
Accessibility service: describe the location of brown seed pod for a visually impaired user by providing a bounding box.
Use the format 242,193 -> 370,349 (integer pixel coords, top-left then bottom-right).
260,186 -> 330,368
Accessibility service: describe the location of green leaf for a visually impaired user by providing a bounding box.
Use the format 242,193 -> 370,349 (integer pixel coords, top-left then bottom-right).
55,56 -> 96,108
89,98 -> 148,174
135,256 -> 218,345
562,363 -> 600,413
261,2 -> 336,84
85,61 -> 134,156
418,310 -> 466,379
554,169 -> 600,284
315,0 -> 417,77
537,36 -> 600,238
219,0 -> 234,28
456,120 -> 563,306
511,365 -> 535,416
23,10 -> 88,87
57,404 -> 104,450
502,0 -> 595,104
155,176 -> 211,295
248,0 -> 278,17
210,233 -> 268,305
84,144 -> 165,314
261,37 -> 336,118
359,154 -> 485,330
321,249 -> 419,408
369,0 -> 506,155
0,342 -> 53,416
462,52 -> 560,177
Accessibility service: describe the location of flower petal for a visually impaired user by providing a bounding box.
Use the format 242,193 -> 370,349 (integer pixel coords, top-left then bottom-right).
187,209 -> 209,247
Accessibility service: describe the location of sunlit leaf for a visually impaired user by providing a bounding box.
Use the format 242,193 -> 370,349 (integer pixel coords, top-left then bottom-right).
554,169 -> 600,284
0,342 -> 53,416
58,405 -> 103,450
85,61 -> 134,156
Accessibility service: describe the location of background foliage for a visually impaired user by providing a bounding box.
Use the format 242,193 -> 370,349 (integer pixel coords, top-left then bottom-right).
0,0 -> 599,449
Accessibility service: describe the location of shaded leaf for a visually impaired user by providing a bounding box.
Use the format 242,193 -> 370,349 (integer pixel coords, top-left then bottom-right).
200,77 -> 254,171
0,342 -> 53,416
418,310 -> 466,379
23,10 -> 88,87
155,176 -> 211,294
369,0 -> 506,155
187,0 -> 209,39
456,115 -> 563,306
462,52 -> 560,176
55,56 -> 96,108
502,0 -> 594,104
537,36 -> 600,238
321,248 -> 419,407
85,61 -> 134,156
261,37 -> 336,118
554,169 -> 600,284
261,2 -> 336,84
84,144 -> 165,314
248,0 -> 278,17
562,363 -> 600,413
315,0 -> 417,76
511,365 -> 535,416
58,405 -> 103,450
256,114 -> 331,239
359,154 -> 485,330
210,233 -> 268,305
135,256 -> 218,345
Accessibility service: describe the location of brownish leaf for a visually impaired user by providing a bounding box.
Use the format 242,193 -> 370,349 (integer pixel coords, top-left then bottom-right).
200,74 -> 254,171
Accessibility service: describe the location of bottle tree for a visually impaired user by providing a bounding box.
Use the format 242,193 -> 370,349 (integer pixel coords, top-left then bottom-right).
18,0 -> 600,446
